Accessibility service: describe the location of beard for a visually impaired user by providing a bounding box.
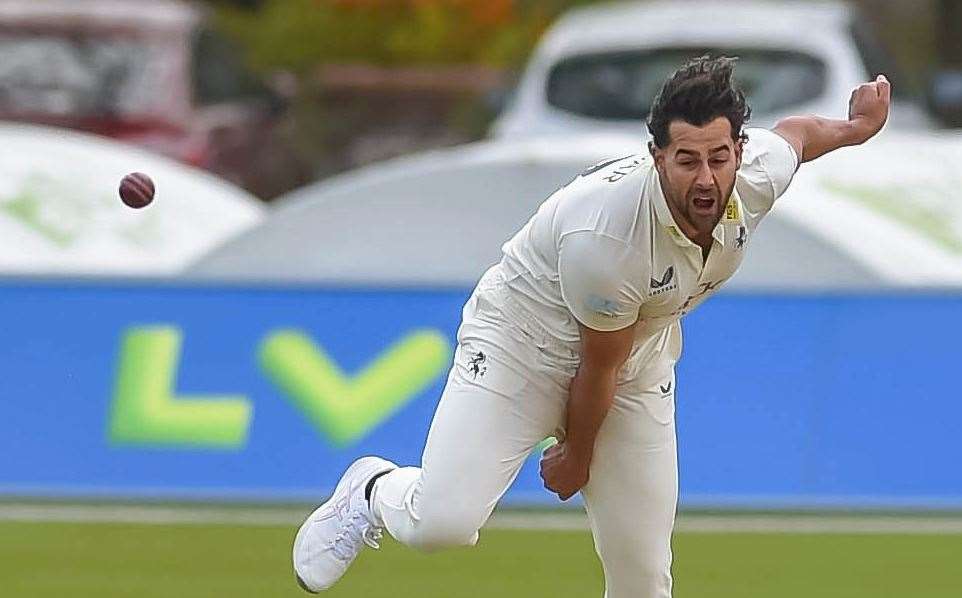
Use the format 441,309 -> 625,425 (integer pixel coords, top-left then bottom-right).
661,178 -> 729,236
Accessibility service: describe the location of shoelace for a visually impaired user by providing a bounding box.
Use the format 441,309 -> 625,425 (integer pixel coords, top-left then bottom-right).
330,509 -> 383,562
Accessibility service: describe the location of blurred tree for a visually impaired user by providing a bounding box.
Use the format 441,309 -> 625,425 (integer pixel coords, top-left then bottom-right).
208,1 -> 946,78
200,0 -> 952,188
858,0 -> 935,97
213,0 -> 566,71
204,0 -> 264,9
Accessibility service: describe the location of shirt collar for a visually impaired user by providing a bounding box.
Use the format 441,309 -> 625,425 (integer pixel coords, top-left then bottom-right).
652,172 -> 694,248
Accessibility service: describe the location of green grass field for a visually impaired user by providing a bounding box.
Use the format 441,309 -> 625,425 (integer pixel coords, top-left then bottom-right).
2,521 -> 961,597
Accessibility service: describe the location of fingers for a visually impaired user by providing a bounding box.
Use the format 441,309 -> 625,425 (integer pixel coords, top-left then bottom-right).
538,456 -> 555,485
539,443 -> 587,500
539,464 -> 575,499
544,479 -> 574,501
540,471 -> 562,497
848,75 -> 891,123
855,75 -> 890,97
875,74 -> 891,102
542,470 -> 580,501
851,84 -> 871,109
542,443 -> 563,459
860,75 -> 890,100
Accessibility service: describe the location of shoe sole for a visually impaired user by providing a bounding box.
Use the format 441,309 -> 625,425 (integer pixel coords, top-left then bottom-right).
292,457 -> 396,593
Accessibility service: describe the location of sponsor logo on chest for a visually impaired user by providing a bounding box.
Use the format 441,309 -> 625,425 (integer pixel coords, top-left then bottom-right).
650,266 -> 678,296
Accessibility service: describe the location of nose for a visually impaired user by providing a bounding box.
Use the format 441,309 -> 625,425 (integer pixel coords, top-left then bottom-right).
695,160 -> 713,187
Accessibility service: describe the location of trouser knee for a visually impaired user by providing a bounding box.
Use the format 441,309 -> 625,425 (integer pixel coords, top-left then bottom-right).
405,516 -> 481,553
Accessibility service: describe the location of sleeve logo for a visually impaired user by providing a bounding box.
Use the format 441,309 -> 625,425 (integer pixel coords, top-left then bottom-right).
585,294 -> 622,318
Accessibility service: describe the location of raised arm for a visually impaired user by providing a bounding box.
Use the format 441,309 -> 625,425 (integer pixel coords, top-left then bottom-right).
773,75 -> 891,164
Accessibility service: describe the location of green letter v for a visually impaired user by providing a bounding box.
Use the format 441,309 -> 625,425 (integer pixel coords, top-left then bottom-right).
259,329 -> 451,447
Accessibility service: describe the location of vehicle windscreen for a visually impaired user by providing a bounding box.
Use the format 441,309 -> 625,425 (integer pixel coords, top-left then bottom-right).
0,31 -> 173,118
547,47 -> 827,121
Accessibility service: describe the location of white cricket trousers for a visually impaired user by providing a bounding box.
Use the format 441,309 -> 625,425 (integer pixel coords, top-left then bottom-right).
370,272 -> 679,598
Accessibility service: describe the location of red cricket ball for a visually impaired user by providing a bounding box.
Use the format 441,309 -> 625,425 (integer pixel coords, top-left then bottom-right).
119,172 -> 155,209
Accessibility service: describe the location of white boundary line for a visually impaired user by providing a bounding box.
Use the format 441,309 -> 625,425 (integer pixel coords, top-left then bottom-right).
0,504 -> 300,527
2,504 -> 962,534
489,512 -> 962,534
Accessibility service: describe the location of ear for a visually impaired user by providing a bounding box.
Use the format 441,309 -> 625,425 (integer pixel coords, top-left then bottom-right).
648,140 -> 664,170
734,137 -> 745,170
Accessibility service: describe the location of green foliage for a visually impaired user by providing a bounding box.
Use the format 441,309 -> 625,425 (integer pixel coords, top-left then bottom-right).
213,0 -> 608,72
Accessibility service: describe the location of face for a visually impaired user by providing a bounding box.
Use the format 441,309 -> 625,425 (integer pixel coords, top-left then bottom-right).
650,117 -> 743,240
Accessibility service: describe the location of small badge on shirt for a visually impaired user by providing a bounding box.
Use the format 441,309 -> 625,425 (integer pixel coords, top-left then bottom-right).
724,199 -> 741,221
734,225 -> 748,250
467,351 -> 487,379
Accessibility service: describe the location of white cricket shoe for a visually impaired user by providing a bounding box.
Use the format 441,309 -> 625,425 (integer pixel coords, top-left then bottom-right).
292,456 -> 397,593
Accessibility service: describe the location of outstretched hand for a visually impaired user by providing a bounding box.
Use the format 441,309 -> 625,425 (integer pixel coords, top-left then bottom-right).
848,74 -> 891,142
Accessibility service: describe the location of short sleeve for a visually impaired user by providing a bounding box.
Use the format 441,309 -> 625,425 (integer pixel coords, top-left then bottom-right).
558,231 -> 645,332
738,128 -> 799,213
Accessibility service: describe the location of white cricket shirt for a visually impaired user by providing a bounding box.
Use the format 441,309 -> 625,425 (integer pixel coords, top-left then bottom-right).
491,128 -> 798,363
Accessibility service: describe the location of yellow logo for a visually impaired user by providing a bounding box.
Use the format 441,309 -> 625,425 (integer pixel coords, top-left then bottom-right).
725,199 -> 741,221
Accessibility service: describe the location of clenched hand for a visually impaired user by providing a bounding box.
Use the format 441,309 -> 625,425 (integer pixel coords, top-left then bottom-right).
848,74 -> 891,141
540,442 -> 590,501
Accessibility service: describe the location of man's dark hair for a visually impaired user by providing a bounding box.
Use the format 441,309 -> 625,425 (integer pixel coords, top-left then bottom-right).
647,56 -> 751,148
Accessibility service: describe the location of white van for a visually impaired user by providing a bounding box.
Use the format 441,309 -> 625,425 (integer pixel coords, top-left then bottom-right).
491,0 -> 936,138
